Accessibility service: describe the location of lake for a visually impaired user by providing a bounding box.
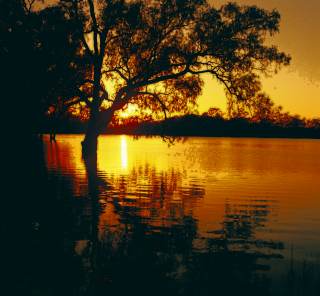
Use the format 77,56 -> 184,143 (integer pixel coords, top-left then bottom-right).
31,135 -> 320,295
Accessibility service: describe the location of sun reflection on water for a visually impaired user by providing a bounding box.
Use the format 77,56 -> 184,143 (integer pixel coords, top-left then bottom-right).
44,135 -> 320,252
120,135 -> 128,170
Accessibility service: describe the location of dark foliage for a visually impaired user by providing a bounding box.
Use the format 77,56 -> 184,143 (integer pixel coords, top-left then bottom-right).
110,114 -> 320,139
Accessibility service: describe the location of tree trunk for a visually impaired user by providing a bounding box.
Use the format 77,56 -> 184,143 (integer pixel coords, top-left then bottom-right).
81,108 -> 115,158
81,107 -> 99,157
82,129 -> 98,158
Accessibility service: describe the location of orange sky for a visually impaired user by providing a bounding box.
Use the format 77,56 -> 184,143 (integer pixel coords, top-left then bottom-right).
201,0 -> 320,118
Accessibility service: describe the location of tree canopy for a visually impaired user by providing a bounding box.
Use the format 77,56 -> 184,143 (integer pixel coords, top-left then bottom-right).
1,0 -> 291,151
57,0 -> 290,139
0,0 -> 87,133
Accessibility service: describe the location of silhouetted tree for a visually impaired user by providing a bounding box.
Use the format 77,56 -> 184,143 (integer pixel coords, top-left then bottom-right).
203,107 -> 224,119
305,118 -> 320,129
56,0 -> 290,156
227,92 -> 275,121
0,0 -> 88,137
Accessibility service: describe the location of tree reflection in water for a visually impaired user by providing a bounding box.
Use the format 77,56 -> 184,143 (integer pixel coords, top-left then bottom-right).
25,138 -> 289,296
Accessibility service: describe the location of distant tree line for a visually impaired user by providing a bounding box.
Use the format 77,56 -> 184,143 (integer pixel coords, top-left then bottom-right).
110,113 -> 320,139
40,104 -> 320,138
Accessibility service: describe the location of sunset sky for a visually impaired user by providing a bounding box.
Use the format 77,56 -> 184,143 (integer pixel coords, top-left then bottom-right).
200,0 -> 320,118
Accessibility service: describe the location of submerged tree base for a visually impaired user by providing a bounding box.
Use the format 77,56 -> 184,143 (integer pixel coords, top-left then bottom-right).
81,135 -> 98,159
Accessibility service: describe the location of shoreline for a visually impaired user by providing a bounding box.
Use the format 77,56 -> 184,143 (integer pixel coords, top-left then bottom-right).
39,132 -> 320,140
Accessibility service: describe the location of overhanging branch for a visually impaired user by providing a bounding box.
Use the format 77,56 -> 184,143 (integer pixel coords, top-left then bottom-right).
87,0 -> 99,56
73,0 -> 94,57
102,68 -> 129,82
132,66 -> 189,89
136,91 -> 168,119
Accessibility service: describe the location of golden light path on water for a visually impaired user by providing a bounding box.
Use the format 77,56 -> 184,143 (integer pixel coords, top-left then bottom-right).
120,135 -> 128,170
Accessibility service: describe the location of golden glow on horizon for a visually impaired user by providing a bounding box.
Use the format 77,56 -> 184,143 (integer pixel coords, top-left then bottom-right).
118,69 -> 320,119
118,104 -> 138,118
199,68 -> 320,119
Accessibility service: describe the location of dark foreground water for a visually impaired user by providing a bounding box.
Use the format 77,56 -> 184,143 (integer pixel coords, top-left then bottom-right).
23,136 -> 320,295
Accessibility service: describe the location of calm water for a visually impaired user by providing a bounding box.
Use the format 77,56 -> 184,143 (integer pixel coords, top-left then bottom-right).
33,135 -> 320,295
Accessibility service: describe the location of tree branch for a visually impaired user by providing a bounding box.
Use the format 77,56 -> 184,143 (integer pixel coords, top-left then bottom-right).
100,88 -> 114,103
72,0 -> 93,57
73,88 -> 93,107
23,0 -> 36,14
187,67 -> 236,97
136,91 -> 168,119
132,66 -> 189,89
87,0 -> 99,56
102,68 -> 129,82
82,79 -> 94,85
